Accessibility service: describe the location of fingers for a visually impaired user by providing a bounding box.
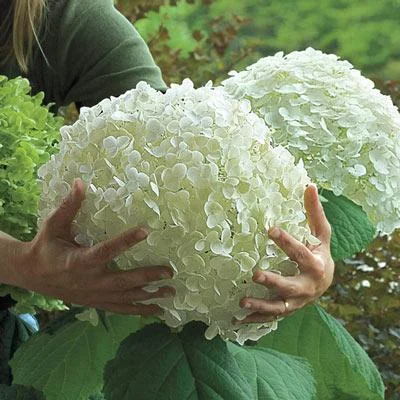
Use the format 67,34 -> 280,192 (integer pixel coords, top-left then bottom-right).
86,227 -> 150,264
96,266 -> 173,291
234,294 -> 300,325
239,297 -> 288,315
237,184 -> 335,327
268,228 -> 318,274
252,271 -> 307,298
304,184 -> 331,243
104,286 -> 175,304
234,313 -> 276,325
90,303 -> 162,316
45,179 -> 86,236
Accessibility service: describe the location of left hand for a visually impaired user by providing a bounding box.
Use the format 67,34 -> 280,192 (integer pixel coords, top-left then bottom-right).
235,183 -> 334,325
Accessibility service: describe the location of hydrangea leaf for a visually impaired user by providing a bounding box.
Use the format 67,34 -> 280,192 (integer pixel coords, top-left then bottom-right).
257,304 -> 385,399
0,384 -> 45,400
227,344 -> 315,400
320,189 -> 375,261
88,394 -> 105,400
10,311 -> 140,400
103,321 -> 315,400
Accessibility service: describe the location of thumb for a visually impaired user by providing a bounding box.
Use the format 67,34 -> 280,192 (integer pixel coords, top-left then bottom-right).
304,184 -> 331,244
45,179 -> 86,237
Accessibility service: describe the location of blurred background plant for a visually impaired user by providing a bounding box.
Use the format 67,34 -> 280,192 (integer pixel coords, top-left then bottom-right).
112,1 -> 400,397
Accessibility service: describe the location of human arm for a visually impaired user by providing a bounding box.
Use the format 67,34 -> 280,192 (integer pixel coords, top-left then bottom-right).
0,179 -> 174,315
236,184 -> 334,324
0,0 -> 172,314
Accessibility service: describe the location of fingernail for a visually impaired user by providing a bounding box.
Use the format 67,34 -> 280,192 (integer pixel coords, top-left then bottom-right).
241,301 -> 252,309
254,272 -> 267,284
161,286 -> 175,297
134,228 -> 149,241
163,289 -> 175,298
160,270 -> 173,280
153,307 -> 163,316
268,227 -> 280,240
71,179 -> 80,197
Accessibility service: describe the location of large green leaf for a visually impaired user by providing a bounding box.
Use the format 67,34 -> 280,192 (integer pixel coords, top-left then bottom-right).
227,344 -> 315,400
320,189 -> 375,261
88,394 -> 105,400
103,321 -> 315,400
257,304 -> 385,399
0,383 -> 45,400
10,311 -> 140,400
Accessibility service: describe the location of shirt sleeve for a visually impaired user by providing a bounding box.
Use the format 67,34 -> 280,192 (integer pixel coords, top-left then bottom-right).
37,0 -> 167,108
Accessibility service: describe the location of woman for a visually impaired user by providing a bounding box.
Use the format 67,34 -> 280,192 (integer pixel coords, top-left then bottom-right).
0,0 -> 334,321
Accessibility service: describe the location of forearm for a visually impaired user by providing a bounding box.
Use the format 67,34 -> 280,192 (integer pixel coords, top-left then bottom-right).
0,231 -> 28,286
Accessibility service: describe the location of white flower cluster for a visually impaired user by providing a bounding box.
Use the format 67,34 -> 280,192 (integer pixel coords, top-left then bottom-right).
222,48 -> 400,234
38,79 -> 315,344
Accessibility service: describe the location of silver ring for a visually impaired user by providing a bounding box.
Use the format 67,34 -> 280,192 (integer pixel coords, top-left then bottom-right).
283,299 -> 289,314
275,300 -> 289,321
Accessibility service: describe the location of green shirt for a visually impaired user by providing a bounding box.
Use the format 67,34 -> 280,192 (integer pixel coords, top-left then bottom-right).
0,0 -> 166,108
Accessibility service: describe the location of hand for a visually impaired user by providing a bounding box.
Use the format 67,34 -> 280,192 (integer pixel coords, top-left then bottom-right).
236,184 -> 334,324
11,179 -> 174,315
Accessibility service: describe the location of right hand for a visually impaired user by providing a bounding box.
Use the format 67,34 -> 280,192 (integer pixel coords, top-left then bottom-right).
12,179 -> 174,315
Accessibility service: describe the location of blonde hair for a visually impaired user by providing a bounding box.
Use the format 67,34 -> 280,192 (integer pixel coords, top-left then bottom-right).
0,0 -> 46,73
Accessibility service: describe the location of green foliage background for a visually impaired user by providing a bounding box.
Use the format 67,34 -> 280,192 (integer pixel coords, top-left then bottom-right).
0,76 -> 66,314
0,77 -> 62,241
115,1 -> 400,397
119,0 -> 400,81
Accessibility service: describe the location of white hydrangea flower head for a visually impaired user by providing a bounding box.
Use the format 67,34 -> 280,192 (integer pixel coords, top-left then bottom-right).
222,48 -> 400,234
38,79 -> 315,344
